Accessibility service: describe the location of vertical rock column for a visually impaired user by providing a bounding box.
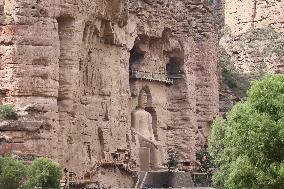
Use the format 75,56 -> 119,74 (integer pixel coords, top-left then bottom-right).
56,16 -> 80,166
194,40 -> 219,148
166,39 -> 197,163
57,17 -> 76,115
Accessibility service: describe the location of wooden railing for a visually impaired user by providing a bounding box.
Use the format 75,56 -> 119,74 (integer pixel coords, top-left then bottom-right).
167,73 -> 183,79
129,70 -> 174,84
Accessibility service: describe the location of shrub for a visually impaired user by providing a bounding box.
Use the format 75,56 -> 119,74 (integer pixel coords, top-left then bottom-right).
0,156 -> 26,189
0,105 -> 17,120
220,48 -> 250,97
196,148 -> 215,174
195,148 -> 215,186
163,150 -> 178,171
240,27 -> 281,42
220,25 -> 232,37
204,0 -> 215,5
27,158 -> 62,189
263,42 -> 284,63
0,15 -> 6,24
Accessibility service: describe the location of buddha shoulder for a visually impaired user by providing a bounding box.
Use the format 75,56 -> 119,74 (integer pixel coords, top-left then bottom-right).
132,109 -> 150,116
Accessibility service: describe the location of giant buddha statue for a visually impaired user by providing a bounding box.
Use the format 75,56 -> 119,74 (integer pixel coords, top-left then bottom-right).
131,90 -> 164,171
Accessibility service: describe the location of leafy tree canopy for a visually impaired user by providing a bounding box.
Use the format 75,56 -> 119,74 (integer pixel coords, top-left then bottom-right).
0,156 -> 26,189
27,157 -> 62,189
209,74 -> 284,189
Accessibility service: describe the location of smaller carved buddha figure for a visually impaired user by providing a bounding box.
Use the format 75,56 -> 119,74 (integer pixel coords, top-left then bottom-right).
131,90 -> 164,171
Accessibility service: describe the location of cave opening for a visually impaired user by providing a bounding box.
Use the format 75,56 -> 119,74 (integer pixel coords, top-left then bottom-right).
129,46 -> 145,67
166,58 -> 183,79
129,45 -> 145,80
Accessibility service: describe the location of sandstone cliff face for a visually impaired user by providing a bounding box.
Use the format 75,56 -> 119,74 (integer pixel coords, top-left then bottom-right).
0,0 -> 219,187
225,0 -> 284,36
220,0 -> 284,115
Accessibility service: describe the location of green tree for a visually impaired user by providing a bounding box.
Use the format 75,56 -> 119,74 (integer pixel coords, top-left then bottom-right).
163,150 -> 178,171
196,148 -> 215,174
195,148 -> 215,186
27,158 -> 62,189
0,156 -> 26,189
209,74 -> 284,189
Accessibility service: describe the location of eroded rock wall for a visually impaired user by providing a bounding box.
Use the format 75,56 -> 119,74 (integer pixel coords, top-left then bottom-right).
225,0 -> 284,35
0,0 -> 219,187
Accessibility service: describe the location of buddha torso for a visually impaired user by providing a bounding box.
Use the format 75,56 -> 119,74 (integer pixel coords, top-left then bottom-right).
131,108 -> 154,140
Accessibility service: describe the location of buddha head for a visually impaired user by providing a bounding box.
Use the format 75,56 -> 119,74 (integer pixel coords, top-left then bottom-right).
138,90 -> 149,109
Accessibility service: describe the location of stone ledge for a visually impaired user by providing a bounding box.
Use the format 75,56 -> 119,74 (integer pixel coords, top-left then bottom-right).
0,120 -> 48,132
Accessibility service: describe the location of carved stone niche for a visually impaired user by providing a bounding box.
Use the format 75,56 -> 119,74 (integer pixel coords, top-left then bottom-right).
0,89 -> 8,104
0,4 -> 4,15
106,0 -> 124,19
0,0 -> 5,16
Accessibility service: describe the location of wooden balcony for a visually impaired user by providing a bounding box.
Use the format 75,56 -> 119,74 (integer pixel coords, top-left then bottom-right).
129,70 -> 174,84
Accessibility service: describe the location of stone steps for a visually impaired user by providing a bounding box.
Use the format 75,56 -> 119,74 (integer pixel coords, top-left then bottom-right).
134,171 -> 195,188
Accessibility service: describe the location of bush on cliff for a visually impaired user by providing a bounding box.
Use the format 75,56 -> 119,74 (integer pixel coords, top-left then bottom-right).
27,157 -> 62,189
209,74 -> 284,189
240,27 -> 281,42
0,156 -> 26,189
220,48 -> 250,98
0,105 -> 17,120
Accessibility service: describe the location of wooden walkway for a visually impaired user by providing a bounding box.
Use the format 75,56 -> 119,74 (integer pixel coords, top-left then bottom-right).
129,70 -> 174,84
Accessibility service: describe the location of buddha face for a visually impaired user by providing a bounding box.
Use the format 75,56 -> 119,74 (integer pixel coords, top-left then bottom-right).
138,91 -> 148,109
